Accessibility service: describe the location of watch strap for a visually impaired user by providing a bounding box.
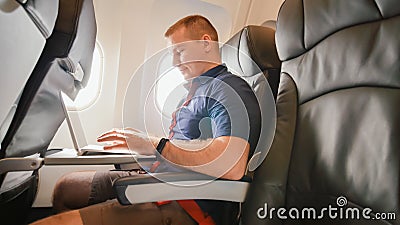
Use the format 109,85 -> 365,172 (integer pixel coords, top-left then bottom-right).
156,138 -> 169,155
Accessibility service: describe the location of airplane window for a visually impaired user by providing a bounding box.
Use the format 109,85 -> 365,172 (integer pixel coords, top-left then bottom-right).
156,66 -> 187,117
67,41 -> 103,110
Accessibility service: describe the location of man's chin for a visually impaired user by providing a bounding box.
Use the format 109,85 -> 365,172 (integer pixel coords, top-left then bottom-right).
182,73 -> 191,80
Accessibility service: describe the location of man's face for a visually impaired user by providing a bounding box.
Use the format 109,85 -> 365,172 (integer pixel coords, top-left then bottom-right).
167,27 -> 210,80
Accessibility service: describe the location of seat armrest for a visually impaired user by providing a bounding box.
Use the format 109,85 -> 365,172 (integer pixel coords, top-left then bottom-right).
43,148 -> 155,167
0,157 -> 43,174
114,172 -> 251,205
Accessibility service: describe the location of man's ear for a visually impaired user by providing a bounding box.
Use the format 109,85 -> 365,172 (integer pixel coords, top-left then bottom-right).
202,34 -> 212,52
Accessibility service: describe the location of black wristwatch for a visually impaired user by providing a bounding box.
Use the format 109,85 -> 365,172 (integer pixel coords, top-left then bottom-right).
156,138 -> 169,155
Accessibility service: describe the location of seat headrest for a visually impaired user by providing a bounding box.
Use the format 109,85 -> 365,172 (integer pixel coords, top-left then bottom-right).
53,0 -> 97,89
275,0 -> 400,103
221,25 -> 280,77
261,20 -> 276,30
276,0 -> 400,61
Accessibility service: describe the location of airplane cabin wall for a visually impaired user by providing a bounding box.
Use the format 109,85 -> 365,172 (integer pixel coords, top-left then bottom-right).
246,0 -> 283,25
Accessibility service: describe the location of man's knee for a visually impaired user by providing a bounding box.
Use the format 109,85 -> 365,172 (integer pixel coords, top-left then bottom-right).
52,171 -> 96,212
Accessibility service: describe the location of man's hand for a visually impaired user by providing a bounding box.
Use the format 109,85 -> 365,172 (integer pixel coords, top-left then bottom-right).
97,128 -> 159,155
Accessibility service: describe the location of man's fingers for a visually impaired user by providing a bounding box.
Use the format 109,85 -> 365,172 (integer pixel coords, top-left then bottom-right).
98,128 -> 141,139
97,130 -> 118,139
104,142 -> 128,150
97,133 -> 127,142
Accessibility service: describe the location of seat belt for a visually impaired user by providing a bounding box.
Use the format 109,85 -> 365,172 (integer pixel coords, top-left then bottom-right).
154,80 -> 215,224
177,200 -> 216,225
155,200 -> 216,225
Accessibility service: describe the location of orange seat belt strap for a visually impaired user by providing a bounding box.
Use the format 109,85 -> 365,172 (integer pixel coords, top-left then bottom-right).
177,200 -> 216,225
155,200 -> 172,206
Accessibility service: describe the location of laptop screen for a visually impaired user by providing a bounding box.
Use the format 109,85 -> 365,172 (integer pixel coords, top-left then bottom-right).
59,91 -> 88,153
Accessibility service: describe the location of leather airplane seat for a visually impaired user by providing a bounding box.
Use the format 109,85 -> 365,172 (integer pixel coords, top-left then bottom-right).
0,0 -> 58,144
242,0 -> 400,225
1,0 -> 97,159
0,0 -> 58,224
0,0 -> 97,224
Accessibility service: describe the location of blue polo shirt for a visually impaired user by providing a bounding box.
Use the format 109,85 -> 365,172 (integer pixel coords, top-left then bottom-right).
158,64 -> 262,225
169,64 -> 261,155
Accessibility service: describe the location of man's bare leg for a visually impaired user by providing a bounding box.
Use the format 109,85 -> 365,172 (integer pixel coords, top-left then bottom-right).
30,201 -> 197,225
30,210 -> 83,225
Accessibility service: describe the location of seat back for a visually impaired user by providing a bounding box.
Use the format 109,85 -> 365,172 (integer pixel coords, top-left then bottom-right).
0,0 -> 96,224
0,1 -> 58,224
242,0 -> 400,224
221,26 -> 280,175
0,0 -> 58,145
1,0 -> 97,158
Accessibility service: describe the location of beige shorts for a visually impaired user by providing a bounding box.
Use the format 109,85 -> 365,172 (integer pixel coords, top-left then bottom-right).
88,170 -> 134,205
80,200 -> 197,225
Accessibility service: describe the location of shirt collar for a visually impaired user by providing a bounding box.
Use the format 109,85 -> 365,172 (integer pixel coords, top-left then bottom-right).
197,64 -> 227,80
183,64 -> 227,90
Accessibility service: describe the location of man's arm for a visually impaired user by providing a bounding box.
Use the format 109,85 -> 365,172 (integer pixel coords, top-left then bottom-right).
162,136 -> 249,180
97,130 -> 249,180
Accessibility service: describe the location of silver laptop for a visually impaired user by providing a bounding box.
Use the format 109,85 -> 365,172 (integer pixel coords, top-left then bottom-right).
59,91 -> 135,156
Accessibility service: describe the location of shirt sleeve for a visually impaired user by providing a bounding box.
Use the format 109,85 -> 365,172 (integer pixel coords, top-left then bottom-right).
206,75 -> 258,142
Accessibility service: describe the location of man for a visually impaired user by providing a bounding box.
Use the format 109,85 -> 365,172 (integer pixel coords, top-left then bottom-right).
32,15 -> 261,225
